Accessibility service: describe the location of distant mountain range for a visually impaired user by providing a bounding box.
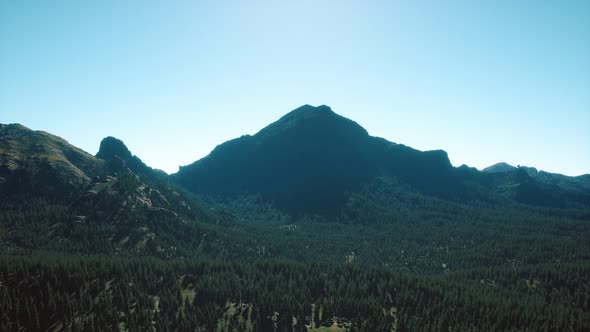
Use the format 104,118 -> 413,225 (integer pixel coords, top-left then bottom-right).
2,107 -> 588,262
484,161 -> 590,194
1,105 -> 589,215
171,105 -> 590,211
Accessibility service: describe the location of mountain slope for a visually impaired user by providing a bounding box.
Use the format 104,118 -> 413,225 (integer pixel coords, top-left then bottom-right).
0,123 -> 105,198
173,105 -> 590,212
483,161 -> 590,196
0,125 -> 243,257
1,120 -> 590,331
173,105 -> 458,213
96,136 -> 167,181
521,166 -> 590,194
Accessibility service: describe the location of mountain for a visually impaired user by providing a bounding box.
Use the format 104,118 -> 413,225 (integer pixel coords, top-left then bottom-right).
0,124 -> 237,257
2,117 -> 590,331
173,105 -> 459,213
483,161 -> 590,195
3,111 -> 586,223
173,105 -> 589,212
0,123 -> 104,198
96,136 -> 167,181
482,162 -> 517,173
526,168 -> 590,194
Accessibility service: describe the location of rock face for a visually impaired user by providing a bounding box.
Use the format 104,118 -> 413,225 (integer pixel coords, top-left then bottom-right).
172,105 -> 456,213
96,136 -> 166,180
96,136 -> 133,161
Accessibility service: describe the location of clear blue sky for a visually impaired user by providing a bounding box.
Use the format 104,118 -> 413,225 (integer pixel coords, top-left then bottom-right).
1,0 -> 589,175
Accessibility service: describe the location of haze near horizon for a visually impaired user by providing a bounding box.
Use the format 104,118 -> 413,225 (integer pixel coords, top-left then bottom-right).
1,0 -> 589,175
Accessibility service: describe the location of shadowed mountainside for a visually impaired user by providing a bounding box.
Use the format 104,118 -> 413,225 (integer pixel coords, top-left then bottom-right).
172,105 -> 590,212
172,105 -> 459,213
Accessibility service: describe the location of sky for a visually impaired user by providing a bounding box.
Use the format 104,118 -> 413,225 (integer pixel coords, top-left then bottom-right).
1,0 -> 589,176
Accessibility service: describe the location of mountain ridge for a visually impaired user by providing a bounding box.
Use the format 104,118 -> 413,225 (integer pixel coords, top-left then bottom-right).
95,136 -> 167,181
172,105 -> 460,212
1,113 -> 590,331
0,123 -> 105,198
172,105 -> 589,212
483,161 -> 590,194
2,104 -> 588,213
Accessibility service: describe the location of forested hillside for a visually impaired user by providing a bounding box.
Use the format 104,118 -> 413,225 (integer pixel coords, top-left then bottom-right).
2,254 -> 589,331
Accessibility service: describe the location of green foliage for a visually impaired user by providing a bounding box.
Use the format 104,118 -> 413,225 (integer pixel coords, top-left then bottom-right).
1,172 -> 590,330
0,254 -> 588,331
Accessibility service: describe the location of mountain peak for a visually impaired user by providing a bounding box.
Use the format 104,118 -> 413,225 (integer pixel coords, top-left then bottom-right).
96,136 -> 132,161
483,162 -> 517,173
0,123 -> 32,132
277,104 -> 335,123
95,136 -> 167,180
0,123 -> 103,197
291,103 -> 333,114
256,104 -> 368,139
173,105 -> 461,213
